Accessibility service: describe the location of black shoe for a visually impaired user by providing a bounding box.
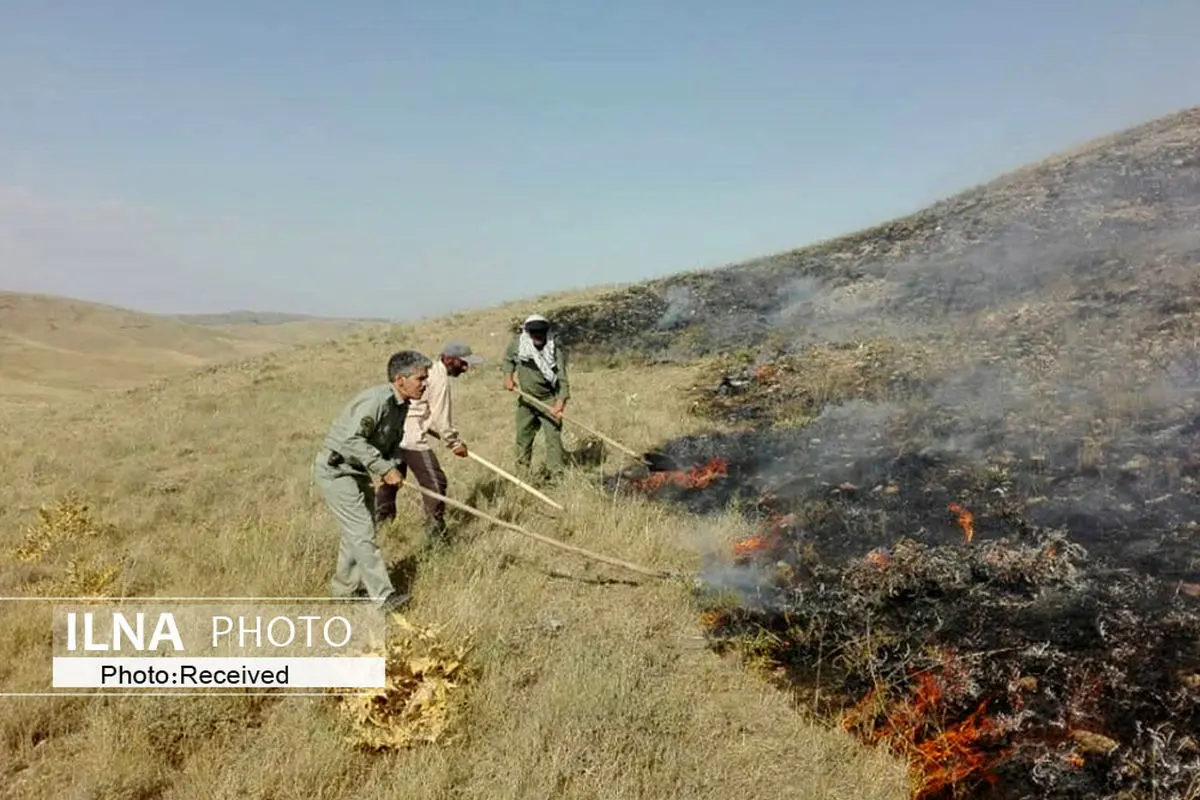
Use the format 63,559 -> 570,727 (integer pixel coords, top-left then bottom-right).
380,591 -> 411,612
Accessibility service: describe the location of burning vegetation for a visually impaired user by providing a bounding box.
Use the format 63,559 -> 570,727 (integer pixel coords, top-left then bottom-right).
580,108 -> 1200,798
627,457 -> 729,493
617,385 -> 1200,799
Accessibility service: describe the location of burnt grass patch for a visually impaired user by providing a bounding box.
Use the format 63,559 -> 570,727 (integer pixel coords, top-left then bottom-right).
610,391 -> 1200,799
572,109 -> 1200,797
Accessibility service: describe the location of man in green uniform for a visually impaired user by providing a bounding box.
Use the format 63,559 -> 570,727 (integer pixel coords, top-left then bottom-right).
502,314 -> 570,479
313,350 -> 431,611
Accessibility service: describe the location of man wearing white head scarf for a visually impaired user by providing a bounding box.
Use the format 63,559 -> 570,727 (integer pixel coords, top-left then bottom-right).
502,314 -> 570,479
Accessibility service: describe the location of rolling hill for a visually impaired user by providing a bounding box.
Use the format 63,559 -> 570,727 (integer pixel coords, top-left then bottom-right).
0,292 -> 384,405
172,310 -> 389,326
3,107 -> 1200,799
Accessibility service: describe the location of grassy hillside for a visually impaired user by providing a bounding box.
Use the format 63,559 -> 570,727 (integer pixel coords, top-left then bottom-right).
0,294 -> 907,799
173,309 -> 393,343
0,292 -> 383,407
172,310 -> 390,326
5,106 -> 1200,799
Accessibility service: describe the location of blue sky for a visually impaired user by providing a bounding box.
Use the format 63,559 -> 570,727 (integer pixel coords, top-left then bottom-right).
1,0 -> 1198,319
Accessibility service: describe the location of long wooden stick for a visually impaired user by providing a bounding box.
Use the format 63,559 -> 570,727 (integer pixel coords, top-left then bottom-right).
515,389 -> 648,465
467,450 -> 564,511
401,482 -> 675,580
423,429 -> 564,510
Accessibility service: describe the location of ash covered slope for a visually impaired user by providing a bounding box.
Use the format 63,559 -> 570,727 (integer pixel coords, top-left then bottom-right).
595,108 -> 1200,799
552,106 -> 1200,359
608,106 -> 1200,571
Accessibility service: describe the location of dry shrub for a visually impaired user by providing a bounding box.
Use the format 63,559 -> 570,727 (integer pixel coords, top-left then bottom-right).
336,613 -> 474,751
8,494 -> 112,564
5,494 -> 125,597
27,557 -> 124,597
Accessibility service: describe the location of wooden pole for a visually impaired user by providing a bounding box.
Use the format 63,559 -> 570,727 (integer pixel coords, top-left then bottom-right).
467,450 -> 564,511
423,429 -> 564,510
514,389 -> 649,465
401,482 -> 676,580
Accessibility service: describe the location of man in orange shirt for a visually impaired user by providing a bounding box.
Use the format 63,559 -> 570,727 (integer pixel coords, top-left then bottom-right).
374,342 -> 482,544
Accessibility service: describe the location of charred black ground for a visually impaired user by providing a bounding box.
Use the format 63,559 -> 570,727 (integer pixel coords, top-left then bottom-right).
625,394 -> 1200,578
572,108 -> 1200,799
610,379 -> 1200,798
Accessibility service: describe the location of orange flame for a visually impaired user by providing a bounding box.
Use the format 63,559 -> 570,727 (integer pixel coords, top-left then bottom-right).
948,502 -> 975,544
910,701 -> 1004,797
731,513 -> 792,560
630,457 -> 728,493
842,666 -> 1007,798
733,534 -> 772,557
865,548 -> 892,570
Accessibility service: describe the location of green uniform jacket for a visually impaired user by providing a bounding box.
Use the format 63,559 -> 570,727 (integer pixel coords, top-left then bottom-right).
502,335 -> 570,401
318,384 -> 409,480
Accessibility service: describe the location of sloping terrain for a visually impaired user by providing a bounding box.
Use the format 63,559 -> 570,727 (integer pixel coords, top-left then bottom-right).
553,106 -> 1200,362
562,107 -> 1200,798
4,107 -> 1200,799
0,292 -> 383,405
175,309 -> 390,343
205,318 -> 388,346
0,296 -> 907,800
173,310 -> 388,326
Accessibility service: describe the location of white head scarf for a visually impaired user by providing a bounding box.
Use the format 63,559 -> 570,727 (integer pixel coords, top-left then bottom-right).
517,315 -> 557,384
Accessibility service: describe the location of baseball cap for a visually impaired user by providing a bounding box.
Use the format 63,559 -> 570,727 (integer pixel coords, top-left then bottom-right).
442,342 -> 484,364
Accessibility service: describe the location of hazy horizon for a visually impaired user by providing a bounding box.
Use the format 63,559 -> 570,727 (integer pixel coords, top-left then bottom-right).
2,1 -> 1199,319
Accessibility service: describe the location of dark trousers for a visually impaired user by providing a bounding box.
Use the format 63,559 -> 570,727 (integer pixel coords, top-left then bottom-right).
374,447 -> 448,532
515,396 -> 565,475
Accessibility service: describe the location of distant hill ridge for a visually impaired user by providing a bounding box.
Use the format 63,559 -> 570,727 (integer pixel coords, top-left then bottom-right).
0,291 -> 386,405
173,310 -> 392,326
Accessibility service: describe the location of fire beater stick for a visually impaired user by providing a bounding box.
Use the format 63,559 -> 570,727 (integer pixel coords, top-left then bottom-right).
427,429 -> 565,511
514,389 -> 657,467
470,450 -> 564,511
400,482 -> 679,580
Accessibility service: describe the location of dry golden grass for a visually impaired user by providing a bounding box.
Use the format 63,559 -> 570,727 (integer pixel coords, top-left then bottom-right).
0,291 -> 380,409
0,293 -> 908,799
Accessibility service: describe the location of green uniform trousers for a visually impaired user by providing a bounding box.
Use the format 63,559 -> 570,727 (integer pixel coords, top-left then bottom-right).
515,395 -> 565,475
313,459 -> 396,604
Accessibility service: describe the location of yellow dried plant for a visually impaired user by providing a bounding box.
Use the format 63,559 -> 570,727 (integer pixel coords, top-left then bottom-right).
9,495 -> 110,564
336,613 -> 474,751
